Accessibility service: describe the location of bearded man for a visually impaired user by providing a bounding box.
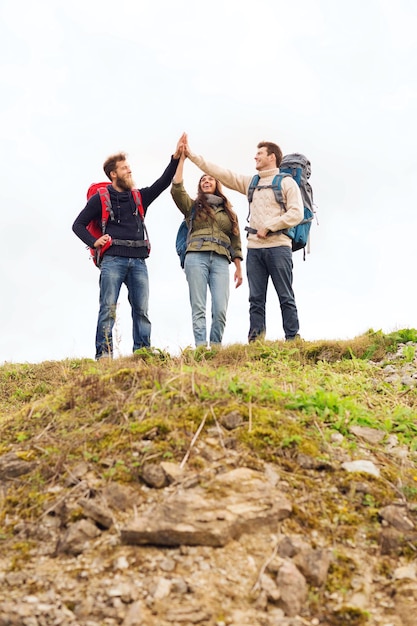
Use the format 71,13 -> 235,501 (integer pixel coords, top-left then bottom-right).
72,137 -> 184,359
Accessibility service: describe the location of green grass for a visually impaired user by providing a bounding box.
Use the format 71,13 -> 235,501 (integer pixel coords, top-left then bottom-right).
0,330 -> 417,615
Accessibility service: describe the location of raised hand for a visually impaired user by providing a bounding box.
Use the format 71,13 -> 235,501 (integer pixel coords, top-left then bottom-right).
174,132 -> 187,159
183,133 -> 191,157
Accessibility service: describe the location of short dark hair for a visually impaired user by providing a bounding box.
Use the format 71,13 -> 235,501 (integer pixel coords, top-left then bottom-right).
103,152 -> 128,180
257,141 -> 283,167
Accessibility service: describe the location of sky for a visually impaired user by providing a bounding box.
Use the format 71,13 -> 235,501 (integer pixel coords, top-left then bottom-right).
1,0 -> 416,364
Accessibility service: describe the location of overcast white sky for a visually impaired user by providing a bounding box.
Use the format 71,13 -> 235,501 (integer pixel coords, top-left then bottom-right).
1,0 -> 416,364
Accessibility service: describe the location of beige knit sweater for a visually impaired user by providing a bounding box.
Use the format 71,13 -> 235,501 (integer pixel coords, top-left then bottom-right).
188,152 -> 303,249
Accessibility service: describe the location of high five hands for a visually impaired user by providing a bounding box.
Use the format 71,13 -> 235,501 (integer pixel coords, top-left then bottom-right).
174,133 -> 190,160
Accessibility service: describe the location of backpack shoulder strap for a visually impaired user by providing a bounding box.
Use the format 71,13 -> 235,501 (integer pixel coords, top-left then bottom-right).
190,202 -> 196,224
131,189 -> 144,218
186,203 -> 197,243
97,187 -> 114,233
130,188 -> 150,250
246,175 -> 260,222
271,173 -> 292,211
247,175 -> 260,204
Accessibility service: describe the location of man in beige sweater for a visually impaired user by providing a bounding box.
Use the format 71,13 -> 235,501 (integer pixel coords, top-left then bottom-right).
184,136 -> 303,342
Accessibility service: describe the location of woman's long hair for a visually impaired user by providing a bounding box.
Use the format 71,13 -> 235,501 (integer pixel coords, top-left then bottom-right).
195,176 -> 239,236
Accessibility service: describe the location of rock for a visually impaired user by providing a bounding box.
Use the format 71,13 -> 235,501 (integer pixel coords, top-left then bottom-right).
220,410 -> 243,430
151,577 -> 172,600
122,601 -> 144,626
341,460 -> 380,477
65,460 -> 89,485
164,606 -> 212,623
121,468 -> 292,547
394,582 -> 417,626
141,463 -> 168,488
276,560 -> 308,617
380,526 -> 404,555
379,505 -> 415,531
78,497 -> 114,528
259,573 -> 281,602
394,564 -> 417,580
113,555 -> 130,570
0,452 -> 37,479
293,548 -> 332,587
277,536 -> 298,559
171,577 -> 189,594
56,519 -> 101,555
401,375 -> 417,386
103,482 -> 135,511
160,461 -> 184,483
349,425 -> 386,444
158,556 -> 176,572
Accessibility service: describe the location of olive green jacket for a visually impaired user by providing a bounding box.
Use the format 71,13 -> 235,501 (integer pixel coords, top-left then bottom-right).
171,182 -> 243,263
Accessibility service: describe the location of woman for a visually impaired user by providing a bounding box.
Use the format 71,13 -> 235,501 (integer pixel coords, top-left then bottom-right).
171,152 -> 243,348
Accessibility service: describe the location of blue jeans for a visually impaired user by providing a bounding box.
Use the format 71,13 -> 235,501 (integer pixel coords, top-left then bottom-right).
184,251 -> 230,346
95,255 -> 151,359
246,246 -> 299,341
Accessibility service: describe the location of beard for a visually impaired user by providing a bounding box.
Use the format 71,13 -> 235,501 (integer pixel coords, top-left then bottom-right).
115,174 -> 135,191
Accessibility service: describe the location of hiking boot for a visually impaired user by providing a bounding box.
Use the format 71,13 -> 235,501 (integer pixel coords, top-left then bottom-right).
285,334 -> 301,342
96,353 -> 113,361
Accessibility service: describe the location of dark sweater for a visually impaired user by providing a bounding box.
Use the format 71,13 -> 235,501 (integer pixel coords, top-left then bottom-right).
72,156 -> 179,259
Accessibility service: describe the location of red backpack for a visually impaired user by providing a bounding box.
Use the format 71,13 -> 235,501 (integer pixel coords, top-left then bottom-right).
86,183 -> 147,267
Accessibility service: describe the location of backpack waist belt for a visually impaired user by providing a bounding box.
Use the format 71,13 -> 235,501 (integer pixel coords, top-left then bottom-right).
244,221 -> 312,236
111,239 -> 149,248
244,226 -> 288,236
192,236 -> 235,256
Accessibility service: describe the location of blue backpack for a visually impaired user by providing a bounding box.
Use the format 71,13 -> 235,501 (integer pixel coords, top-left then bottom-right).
247,153 -> 316,258
176,205 -> 196,269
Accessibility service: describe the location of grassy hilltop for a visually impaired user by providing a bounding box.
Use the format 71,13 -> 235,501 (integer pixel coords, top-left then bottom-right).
0,329 -> 417,625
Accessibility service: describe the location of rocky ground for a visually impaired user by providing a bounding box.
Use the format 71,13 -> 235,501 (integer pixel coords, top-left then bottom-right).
0,343 -> 416,626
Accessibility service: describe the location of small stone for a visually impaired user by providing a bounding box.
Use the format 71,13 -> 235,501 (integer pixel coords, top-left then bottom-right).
141,464 -> 168,489
341,460 -> 380,478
